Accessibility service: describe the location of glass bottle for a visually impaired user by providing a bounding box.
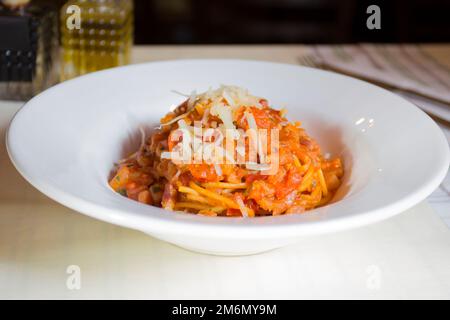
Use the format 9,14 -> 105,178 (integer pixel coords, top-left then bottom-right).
60,0 -> 133,81
0,0 -> 58,100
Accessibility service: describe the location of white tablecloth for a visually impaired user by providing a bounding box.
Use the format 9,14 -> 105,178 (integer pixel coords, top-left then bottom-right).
1,46 -> 450,299
1,94 -> 449,300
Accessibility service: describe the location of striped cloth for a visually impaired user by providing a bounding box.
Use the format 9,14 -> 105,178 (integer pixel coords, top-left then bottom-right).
313,44 -> 450,122
312,44 -> 450,227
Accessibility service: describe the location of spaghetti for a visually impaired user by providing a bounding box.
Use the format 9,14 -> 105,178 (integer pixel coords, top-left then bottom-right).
109,85 -> 343,217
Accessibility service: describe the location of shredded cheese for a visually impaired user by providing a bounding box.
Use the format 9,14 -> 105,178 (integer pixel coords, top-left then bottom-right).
187,90 -> 198,109
245,111 -> 258,131
213,164 -> 222,176
235,196 -> 249,218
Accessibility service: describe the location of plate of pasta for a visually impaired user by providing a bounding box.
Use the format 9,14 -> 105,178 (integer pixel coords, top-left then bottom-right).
109,85 -> 344,217
7,60 -> 449,255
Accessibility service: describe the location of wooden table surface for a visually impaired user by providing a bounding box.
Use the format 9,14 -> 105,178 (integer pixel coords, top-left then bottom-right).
1,45 -> 449,299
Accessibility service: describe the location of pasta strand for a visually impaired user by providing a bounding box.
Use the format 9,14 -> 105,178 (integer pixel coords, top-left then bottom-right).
189,182 -> 239,209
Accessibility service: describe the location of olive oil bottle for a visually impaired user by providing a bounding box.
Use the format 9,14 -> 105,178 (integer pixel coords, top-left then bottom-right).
60,0 -> 133,81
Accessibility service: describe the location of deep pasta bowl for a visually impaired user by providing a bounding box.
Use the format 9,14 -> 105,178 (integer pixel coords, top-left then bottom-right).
6,60 -> 449,255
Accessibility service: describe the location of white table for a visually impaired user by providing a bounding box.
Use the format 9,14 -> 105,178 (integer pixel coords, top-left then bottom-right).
1,46 -> 450,299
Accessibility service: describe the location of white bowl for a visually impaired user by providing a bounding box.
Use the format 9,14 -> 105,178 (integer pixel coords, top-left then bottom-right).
6,60 -> 449,255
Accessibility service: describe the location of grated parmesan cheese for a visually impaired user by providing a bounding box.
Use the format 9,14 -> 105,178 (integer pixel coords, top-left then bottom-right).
235,196 -> 248,218
213,164 -> 222,176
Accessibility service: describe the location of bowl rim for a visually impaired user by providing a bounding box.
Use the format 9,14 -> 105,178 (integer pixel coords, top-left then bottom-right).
6,59 -> 450,239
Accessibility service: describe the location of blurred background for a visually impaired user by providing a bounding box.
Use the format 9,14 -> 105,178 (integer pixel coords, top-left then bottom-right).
41,0 -> 450,44
2,0 -> 447,100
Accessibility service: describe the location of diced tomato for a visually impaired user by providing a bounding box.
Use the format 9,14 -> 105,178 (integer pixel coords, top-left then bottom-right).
235,106 -> 276,130
259,99 -> 269,107
178,171 -> 192,186
125,182 -> 147,200
322,158 -> 342,170
248,180 -> 275,202
245,198 -> 259,213
275,168 -> 303,199
189,163 -> 220,182
109,166 -> 131,191
324,173 -> 340,191
138,190 -> 153,205
130,172 -> 153,185
151,131 -> 168,147
167,129 -> 183,151
226,208 -> 242,217
266,167 -> 286,185
245,173 -> 266,185
234,107 -> 247,129
226,167 -> 247,184
249,107 -> 272,129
